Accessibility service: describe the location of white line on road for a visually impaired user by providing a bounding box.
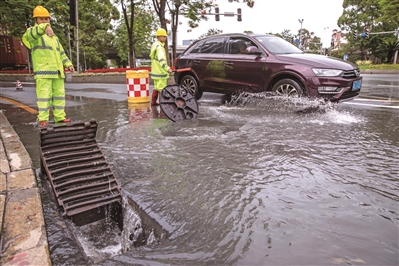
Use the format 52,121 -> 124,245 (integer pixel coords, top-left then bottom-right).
376,85 -> 399,88
343,102 -> 399,109
356,98 -> 399,103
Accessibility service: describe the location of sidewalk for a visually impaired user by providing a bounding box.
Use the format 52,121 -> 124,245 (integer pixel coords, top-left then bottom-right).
0,111 -> 51,265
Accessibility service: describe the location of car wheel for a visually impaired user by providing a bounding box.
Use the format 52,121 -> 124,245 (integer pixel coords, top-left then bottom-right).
272,79 -> 304,97
180,75 -> 203,100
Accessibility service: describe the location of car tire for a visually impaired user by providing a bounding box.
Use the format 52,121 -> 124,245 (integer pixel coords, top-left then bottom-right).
180,75 -> 203,100
272,79 -> 304,97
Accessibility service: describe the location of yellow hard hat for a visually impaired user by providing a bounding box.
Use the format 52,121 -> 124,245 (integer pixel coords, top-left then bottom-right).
156,28 -> 168,37
33,6 -> 50,18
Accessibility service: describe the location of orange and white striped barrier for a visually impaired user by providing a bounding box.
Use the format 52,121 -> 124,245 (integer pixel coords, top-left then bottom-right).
126,70 -> 150,103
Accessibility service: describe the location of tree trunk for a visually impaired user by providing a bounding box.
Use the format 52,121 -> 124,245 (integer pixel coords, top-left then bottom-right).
122,0 -> 136,68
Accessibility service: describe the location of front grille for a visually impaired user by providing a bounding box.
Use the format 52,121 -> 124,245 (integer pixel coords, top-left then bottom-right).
339,89 -> 360,101
342,69 -> 360,79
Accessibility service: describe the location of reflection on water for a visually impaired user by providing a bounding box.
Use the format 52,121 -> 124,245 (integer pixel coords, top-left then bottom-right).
95,95 -> 398,265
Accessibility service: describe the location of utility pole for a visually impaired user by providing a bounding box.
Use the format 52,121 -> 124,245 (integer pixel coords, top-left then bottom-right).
298,19 -> 304,49
76,0 -> 79,74
394,27 -> 399,64
67,25 -> 72,60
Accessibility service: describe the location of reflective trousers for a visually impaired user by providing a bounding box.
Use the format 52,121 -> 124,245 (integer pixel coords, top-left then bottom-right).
36,78 -> 66,122
153,78 -> 168,91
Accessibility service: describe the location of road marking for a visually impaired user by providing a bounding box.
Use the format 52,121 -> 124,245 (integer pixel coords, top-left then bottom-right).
343,101 -> 399,109
377,84 -> 399,88
0,96 -> 38,114
356,98 -> 399,103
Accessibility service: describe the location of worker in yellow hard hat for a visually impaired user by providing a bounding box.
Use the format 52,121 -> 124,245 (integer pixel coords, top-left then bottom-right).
22,6 -> 75,127
149,28 -> 173,105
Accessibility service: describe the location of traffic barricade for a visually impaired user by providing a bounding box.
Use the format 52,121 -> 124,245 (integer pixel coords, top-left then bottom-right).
126,70 -> 150,103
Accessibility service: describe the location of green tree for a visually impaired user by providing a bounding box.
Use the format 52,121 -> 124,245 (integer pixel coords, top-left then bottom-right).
114,3 -> 157,67
151,0 -> 256,65
227,0 -> 255,7
338,0 -> 398,62
76,0 -> 119,70
279,29 -> 294,44
0,0 -> 36,37
381,39 -> 399,63
167,0 -> 216,63
379,0 -> 399,25
379,0 -> 399,63
0,0 -> 119,70
150,0 -> 216,65
197,28 -> 223,39
115,0 -> 156,68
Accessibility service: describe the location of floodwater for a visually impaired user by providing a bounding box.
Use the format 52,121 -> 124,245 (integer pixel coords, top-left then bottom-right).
3,92 -> 399,265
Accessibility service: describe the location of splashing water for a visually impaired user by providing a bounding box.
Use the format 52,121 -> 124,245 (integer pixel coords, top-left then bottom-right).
121,195 -> 144,252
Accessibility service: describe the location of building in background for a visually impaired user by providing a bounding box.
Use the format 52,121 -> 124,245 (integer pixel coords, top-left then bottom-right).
331,29 -> 347,50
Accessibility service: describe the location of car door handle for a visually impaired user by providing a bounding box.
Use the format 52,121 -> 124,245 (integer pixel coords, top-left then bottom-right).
224,62 -> 233,66
193,60 -> 201,65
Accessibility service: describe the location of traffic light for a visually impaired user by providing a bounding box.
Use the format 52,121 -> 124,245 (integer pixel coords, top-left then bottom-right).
215,7 -> 220,21
70,28 -> 75,48
68,0 -> 77,26
365,29 -> 369,38
70,28 -> 75,41
237,8 -> 242,21
353,30 -> 357,39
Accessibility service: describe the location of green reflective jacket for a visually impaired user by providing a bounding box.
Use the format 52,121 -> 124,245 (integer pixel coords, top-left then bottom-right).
22,23 -> 72,79
149,40 -> 170,80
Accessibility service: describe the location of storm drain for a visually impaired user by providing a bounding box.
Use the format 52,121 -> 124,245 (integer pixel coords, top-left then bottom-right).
39,120 -> 122,225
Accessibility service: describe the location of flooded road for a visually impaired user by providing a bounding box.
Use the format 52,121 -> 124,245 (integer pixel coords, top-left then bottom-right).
0,74 -> 398,265
95,95 -> 398,266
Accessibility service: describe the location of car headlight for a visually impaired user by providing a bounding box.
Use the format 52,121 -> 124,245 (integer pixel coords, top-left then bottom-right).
312,69 -> 343,77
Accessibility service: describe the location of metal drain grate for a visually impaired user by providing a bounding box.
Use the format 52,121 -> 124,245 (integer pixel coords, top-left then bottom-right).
39,120 -> 122,222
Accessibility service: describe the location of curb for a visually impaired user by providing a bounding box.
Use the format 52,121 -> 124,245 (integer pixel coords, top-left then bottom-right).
360,69 -> 399,74
0,112 -> 51,266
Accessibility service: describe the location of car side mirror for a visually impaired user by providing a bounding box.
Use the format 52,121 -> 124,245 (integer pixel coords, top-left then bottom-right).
246,46 -> 262,55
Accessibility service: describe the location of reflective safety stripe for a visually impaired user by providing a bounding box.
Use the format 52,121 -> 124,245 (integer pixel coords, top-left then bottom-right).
31,36 -> 53,52
34,71 -> 59,75
37,97 -> 51,101
149,73 -> 168,78
30,27 -> 39,40
53,96 -> 65,100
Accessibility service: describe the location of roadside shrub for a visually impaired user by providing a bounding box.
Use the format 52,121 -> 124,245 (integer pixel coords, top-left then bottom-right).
356,60 -> 372,66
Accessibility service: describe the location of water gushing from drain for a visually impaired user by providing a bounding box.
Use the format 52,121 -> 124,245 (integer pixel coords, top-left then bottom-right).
54,193 -> 168,263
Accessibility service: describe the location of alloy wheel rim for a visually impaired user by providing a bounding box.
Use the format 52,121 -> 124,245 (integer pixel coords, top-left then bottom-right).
276,84 -> 299,97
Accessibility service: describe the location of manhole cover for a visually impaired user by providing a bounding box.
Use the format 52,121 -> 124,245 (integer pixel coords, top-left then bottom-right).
159,85 -> 199,122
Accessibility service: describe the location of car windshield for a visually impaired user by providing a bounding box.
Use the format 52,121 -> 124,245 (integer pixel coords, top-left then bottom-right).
255,36 -> 303,54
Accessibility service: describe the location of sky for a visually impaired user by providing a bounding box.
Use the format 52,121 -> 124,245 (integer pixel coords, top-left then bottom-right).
175,0 -> 344,48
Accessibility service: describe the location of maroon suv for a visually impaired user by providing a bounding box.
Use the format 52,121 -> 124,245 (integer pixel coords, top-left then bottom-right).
174,33 -> 362,102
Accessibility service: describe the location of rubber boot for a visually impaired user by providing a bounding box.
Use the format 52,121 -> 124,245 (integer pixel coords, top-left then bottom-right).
151,90 -> 160,106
